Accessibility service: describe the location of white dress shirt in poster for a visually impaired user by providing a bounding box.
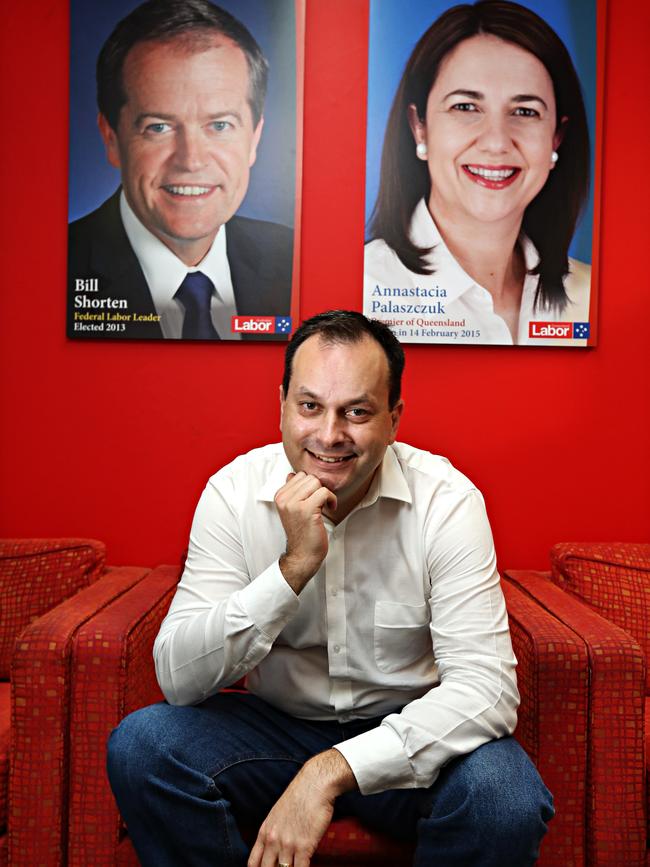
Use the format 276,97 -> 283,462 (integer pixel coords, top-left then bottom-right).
364,199 -> 592,347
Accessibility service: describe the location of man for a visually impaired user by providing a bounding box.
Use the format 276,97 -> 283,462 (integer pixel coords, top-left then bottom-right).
68,0 -> 293,341
108,310 -> 553,865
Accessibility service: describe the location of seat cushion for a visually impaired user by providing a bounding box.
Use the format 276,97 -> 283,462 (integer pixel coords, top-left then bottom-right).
550,543 -> 650,691
0,684 -> 10,832
0,539 -> 105,677
646,697 -> 650,842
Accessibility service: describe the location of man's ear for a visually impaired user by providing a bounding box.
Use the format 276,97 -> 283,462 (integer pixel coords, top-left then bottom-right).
389,400 -> 404,444
98,113 -> 122,170
248,116 -> 264,168
279,383 -> 285,431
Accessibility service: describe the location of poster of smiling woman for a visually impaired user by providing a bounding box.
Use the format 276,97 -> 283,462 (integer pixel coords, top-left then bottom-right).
67,0 -> 303,341
363,0 -> 603,347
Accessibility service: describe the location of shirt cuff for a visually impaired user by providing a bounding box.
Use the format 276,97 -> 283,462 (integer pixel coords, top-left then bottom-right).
238,559 -> 300,639
333,722 -> 416,795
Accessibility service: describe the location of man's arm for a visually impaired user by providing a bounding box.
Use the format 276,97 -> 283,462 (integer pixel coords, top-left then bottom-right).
248,749 -> 356,867
154,465 -> 336,706
332,488 -> 518,795
274,470 -> 336,593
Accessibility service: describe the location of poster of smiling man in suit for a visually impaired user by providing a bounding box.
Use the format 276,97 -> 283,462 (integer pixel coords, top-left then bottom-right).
68,0 -> 302,341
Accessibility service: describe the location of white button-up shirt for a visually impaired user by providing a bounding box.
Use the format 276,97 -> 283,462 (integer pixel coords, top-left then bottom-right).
154,442 -> 519,794
364,199 -> 592,346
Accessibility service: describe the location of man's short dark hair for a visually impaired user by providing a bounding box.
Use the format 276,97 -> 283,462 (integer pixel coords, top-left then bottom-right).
282,311 -> 405,410
97,0 -> 269,131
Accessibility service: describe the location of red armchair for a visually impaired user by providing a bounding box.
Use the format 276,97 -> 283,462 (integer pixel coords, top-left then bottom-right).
0,538 -> 154,866
505,542 -> 649,867
65,561 -> 597,866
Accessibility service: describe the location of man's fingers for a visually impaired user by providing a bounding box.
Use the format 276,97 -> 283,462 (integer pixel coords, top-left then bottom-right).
259,845 -> 280,867
276,472 -> 324,505
308,485 -> 337,514
247,836 -> 263,867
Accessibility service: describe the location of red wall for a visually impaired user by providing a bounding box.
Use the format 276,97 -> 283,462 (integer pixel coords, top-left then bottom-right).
0,0 -> 648,570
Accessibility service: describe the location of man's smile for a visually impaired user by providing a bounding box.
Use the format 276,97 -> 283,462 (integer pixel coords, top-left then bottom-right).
162,184 -> 216,197
306,449 -> 356,464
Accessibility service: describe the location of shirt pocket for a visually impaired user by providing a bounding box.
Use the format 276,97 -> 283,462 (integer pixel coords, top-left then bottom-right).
374,600 -> 431,674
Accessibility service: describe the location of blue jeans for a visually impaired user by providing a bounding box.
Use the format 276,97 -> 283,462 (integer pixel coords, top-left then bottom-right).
107,692 -> 553,866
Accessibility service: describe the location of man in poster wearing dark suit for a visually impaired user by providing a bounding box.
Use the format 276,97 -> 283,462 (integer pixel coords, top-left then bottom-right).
68,0 -> 293,341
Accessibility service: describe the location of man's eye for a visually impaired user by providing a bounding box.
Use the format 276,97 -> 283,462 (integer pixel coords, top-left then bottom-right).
347,408 -> 368,418
211,120 -> 232,132
300,402 -> 317,411
145,122 -> 171,134
513,107 -> 540,118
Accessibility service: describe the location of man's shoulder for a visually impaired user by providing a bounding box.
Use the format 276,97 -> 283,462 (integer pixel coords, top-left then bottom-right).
391,442 -> 478,494
227,215 -> 293,259
208,442 -> 287,489
69,190 -> 122,242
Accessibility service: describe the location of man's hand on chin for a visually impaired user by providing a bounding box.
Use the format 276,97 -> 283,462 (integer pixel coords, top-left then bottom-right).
275,471 -> 337,594
247,749 -> 357,867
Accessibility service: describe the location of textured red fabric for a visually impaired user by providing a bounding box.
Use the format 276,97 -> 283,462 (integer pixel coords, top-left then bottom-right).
550,542 -> 650,693
71,564 -> 593,866
315,817 -> 414,863
116,821 -> 415,866
9,565 -> 152,867
0,685 -> 10,833
506,568 -> 647,867
68,566 -> 181,867
646,697 -> 650,845
502,578 -> 589,867
0,539 -> 106,678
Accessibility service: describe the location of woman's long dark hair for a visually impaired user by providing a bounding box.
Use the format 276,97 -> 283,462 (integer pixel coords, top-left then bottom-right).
368,0 -> 590,312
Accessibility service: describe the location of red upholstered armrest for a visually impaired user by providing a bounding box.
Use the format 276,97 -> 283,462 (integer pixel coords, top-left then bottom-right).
550,542 -> 650,689
501,576 -> 589,867
0,538 -> 106,678
505,570 -> 646,867
68,565 -> 181,867
9,565 -> 152,867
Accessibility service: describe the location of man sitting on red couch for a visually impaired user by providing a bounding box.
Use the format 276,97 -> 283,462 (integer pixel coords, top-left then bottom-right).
107,310 -> 553,866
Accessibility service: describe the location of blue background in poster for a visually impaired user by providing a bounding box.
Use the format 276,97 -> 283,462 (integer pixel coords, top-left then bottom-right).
69,0 -> 297,227
365,0 -> 597,263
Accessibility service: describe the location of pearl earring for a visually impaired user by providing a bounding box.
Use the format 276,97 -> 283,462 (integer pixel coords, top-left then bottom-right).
416,142 -> 428,158
551,151 -> 559,166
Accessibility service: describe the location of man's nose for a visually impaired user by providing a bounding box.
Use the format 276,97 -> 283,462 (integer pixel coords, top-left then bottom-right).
318,412 -> 346,448
476,112 -> 511,154
174,128 -> 209,172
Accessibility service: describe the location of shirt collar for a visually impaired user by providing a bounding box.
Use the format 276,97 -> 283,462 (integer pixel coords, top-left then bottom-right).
410,198 -> 541,307
256,444 -> 412,507
257,450 -> 295,502
119,190 -> 229,309
409,199 -> 477,304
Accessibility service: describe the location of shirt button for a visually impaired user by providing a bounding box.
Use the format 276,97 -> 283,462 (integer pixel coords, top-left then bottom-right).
331,587 -> 338,596
333,644 -> 341,654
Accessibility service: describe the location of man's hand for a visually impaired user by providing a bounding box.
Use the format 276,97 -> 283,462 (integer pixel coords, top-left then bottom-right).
275,472 -> 337,593
247,750 -> 356,867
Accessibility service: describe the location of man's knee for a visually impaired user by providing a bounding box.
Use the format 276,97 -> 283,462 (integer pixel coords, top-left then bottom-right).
107,702 -> 174,796
428,738 -> 553,846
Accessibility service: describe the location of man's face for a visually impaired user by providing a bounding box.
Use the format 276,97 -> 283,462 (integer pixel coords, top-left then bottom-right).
280,335 -> 403,521
99,35 -> 263,266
